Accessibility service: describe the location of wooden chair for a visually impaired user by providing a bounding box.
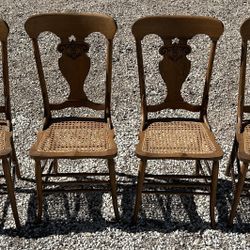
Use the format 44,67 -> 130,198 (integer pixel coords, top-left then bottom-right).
132,16 -> 224,227
0,19 -> 20,228
226,18 -> 250,226
25,13 -> 119,222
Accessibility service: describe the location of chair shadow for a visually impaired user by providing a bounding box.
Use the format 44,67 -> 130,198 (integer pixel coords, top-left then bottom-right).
0,173 -> 248,238
217,178 -> 250,233
6,190 -> 114,238
0,175 -> 118,238
119,179 -> 209,233
119,177 -> 250,233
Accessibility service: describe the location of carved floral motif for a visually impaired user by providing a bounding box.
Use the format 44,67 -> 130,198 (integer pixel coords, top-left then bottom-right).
159,40 -> 191,61
57,40 -> 89,60
57,37 -> 91,101
158,38 -> 192,108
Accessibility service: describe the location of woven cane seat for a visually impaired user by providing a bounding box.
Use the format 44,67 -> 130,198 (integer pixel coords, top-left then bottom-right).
242,125 -> 250,154
30,121 -> 117,158
0,125 -> 11,156
238,124 -> 250,161
136,121 -> 223,159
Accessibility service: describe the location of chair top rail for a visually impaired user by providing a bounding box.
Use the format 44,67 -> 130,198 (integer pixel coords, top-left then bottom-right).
132,15 -> 223,41
25,13 -> 117,40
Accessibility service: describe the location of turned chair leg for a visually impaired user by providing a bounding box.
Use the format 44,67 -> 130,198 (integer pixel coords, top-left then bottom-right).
35,160 -> 43,223
132,159 -> 146,224
225,137 -> 237,177
108,158 -> 119,220
10,137 -> 21,179
210,160 -> 219,228
228,161 -> 248,226
195,160 -> 201,175
52,159 -> 58,174
2,157 -> 20,228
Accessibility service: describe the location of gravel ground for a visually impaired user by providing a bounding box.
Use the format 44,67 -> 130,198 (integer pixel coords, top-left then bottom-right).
0,0 -> 249,249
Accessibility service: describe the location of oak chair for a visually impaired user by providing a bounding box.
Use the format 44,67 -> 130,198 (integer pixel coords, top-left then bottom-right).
226,18 -> 250,226
25,13 -> 119,222
0,19 -> 20,228
132,16 -> 224,227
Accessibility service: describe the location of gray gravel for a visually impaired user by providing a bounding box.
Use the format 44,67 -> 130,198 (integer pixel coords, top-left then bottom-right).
0,0 -> 249,249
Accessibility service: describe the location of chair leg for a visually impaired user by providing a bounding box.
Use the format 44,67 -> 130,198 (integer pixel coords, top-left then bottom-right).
210,160 -> 219,228
53,159 -> 58,174
107,158 -> 119,220
228,161 -> 248,226
35,160 -> 43,223
10,137 -> 21,179
132,159 -> 146,224
2,157 -> 20,228
195,160 -> 201,175
225,137 -> 237,177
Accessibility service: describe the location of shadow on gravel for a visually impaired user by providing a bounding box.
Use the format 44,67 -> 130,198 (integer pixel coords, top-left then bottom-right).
116,178 -> 250,234
0,175 -> 249,238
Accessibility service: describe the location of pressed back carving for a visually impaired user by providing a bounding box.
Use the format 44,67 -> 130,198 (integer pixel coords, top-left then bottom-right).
158,38 -> 192,110
57,38 -> 90,101
132,16 -> 224,117
25,13 -> 117,118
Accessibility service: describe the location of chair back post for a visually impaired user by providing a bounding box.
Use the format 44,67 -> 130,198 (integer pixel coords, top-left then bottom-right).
135,40 -> 147,129
31,38 -> 52,127
0,20 -> 13,128
237,41 -> 247,134
1,36 -> 11,125
200,40 -> 218,121
104,39 -> 114,126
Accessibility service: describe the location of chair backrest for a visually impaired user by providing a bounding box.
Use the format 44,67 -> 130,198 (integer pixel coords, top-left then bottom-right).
132,16 -> 224,124
0,19 -> 12,127
237,18 -> 250,131
25,13 -> 117,123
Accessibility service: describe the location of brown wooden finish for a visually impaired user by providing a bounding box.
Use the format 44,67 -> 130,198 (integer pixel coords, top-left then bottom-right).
0,19 -> 8,41
2,157 -> 20,228
227,18 -> 250,226
25,13 -> 116,119
0,19 -> 21,228
25,13 -> 116,40
132,16 -> 223,41
25,13 -> 119,222
132,16 -> 224,227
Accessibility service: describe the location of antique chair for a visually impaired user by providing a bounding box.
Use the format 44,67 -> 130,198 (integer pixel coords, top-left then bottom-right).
226,18 -> 250,226
132,16 -> 224,227
0,19 -> 20,228
25,13 -> 119,222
